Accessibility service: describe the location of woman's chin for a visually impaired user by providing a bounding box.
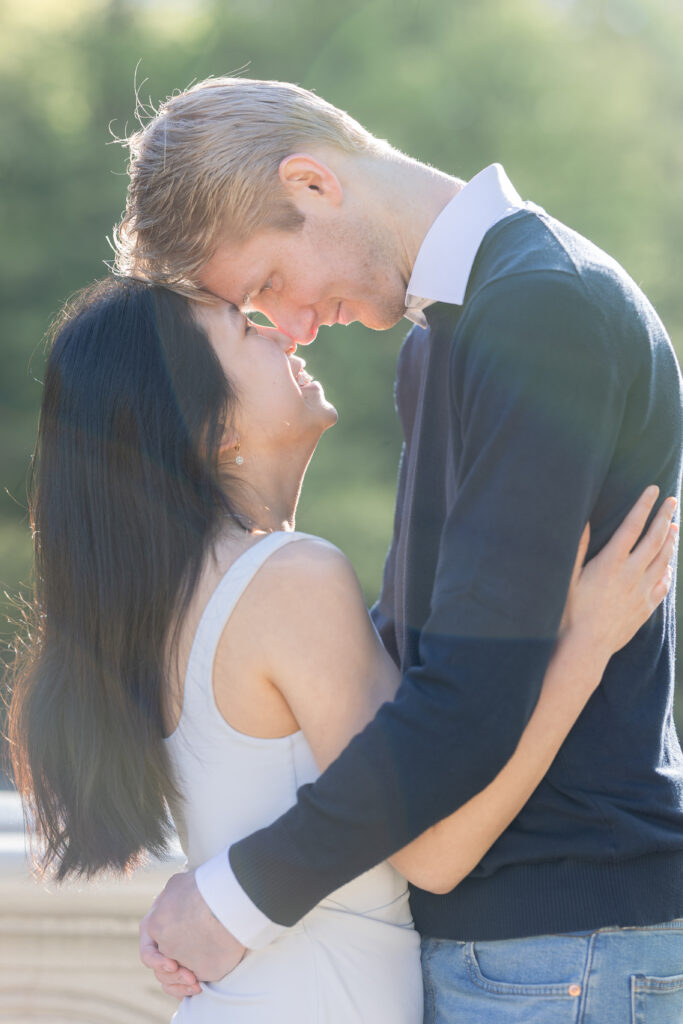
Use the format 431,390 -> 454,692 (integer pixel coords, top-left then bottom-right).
308,393 -> 339,432
322,403 -> 339,430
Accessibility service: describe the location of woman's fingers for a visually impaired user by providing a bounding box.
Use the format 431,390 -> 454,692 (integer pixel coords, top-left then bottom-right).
607,485 -> 660,561
631,496 -> 678,570
649,570 -> 674,611
566,489 -> 677,657
647,549 -> 675,610
643,523 -> 678,591
559,526 -> 590,634
570,524 -> 591,591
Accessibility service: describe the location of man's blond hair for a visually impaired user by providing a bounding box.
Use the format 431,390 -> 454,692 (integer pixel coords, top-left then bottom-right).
114,77 -> 389,297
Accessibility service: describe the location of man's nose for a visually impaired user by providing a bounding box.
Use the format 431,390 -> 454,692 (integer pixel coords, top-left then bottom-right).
263,301 -> 318,345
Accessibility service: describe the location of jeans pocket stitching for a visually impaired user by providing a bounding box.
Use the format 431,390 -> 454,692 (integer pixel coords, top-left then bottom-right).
465,943 -> 577,998
632,972 -> 683,993
631,973 -> 683,1024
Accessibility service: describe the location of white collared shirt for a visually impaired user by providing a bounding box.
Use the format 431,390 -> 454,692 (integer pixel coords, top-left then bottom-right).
404,164 -> 524,327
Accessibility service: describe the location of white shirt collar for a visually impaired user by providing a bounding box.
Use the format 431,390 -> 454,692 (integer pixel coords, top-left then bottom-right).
404,163 -> 524,326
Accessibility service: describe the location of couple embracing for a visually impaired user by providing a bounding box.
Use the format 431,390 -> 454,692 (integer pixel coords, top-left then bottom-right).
9,78 -> 683,1023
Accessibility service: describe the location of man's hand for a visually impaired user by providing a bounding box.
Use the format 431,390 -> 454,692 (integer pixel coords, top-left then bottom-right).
139,922 -> 202,1001
140,870 -> 246,997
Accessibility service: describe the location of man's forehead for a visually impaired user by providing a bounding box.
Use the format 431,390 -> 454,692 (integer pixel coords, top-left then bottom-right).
200,239 -> 269,309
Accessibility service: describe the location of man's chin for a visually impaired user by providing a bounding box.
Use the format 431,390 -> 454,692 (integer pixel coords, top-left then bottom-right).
358,307 -> 406,332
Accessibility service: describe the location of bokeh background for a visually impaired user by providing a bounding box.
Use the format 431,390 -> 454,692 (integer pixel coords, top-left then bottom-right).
1,0 -> 682,757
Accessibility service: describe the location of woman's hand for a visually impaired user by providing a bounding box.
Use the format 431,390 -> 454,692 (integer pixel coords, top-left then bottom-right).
561,486 -> 677,667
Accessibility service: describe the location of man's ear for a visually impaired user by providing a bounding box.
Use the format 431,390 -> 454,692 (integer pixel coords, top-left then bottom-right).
278,153 -> 343,209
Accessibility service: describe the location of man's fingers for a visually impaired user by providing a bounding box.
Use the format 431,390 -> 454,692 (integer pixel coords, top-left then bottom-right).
631,496 -> 677,570
161,981 -> 203,1000
153,965 -> 195,986
609,485 -> 660,560
153,963 -> 202,999
139,913 -> 184,974
140,945 -> 177,972
140,925 -> 177,973
161,984 -> 185,1001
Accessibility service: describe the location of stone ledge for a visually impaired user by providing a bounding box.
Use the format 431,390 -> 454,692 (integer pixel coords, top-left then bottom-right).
0,791 -> 182,1023
0,985 -> 171,1023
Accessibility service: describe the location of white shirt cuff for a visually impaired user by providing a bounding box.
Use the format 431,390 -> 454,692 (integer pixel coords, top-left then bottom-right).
194,848 -> 290,950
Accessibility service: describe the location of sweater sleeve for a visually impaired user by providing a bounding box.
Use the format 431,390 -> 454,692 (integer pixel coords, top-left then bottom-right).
227,270 -> 629,931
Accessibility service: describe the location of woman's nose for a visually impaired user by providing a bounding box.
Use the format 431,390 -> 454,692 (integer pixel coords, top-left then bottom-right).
247,319 -> 297,354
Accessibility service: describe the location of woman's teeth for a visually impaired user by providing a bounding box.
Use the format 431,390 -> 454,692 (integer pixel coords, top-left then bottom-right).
297,370 -> 314,386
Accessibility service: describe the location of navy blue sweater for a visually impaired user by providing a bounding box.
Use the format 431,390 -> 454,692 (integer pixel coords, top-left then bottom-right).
230,207 -> 683,940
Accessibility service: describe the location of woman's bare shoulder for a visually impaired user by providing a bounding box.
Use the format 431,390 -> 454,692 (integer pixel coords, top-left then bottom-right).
255,533 -> 363,598
239,533 -> 373,655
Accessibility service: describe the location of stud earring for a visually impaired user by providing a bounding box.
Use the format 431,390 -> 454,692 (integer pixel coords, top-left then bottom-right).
234,441 -> 244,466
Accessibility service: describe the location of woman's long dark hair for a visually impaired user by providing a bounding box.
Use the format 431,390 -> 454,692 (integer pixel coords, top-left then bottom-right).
8,277 -> 240,879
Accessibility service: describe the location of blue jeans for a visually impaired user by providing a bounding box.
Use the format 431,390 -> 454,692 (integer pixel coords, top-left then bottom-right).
421,920 -> 683,1023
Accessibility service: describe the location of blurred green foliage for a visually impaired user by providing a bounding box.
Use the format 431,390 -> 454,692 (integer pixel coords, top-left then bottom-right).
1,0 -> 681,738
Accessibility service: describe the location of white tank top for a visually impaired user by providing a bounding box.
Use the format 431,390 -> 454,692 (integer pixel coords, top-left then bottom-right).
164,531 -> 423,1024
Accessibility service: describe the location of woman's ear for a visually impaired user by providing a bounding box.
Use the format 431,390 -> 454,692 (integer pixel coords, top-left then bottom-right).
217,429 -> 240,460
278,153 -> 344,209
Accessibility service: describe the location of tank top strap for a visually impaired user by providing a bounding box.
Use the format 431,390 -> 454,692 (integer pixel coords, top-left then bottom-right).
185,531 -> 313,698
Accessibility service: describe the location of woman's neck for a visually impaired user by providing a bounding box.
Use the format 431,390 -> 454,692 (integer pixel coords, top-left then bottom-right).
223,444 -> 314,534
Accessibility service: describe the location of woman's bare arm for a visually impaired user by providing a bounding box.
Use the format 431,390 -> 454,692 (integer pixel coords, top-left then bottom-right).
258,488 -> 676,893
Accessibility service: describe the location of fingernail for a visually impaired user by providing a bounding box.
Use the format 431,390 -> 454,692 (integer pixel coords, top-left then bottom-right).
646,485 -> 659,499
